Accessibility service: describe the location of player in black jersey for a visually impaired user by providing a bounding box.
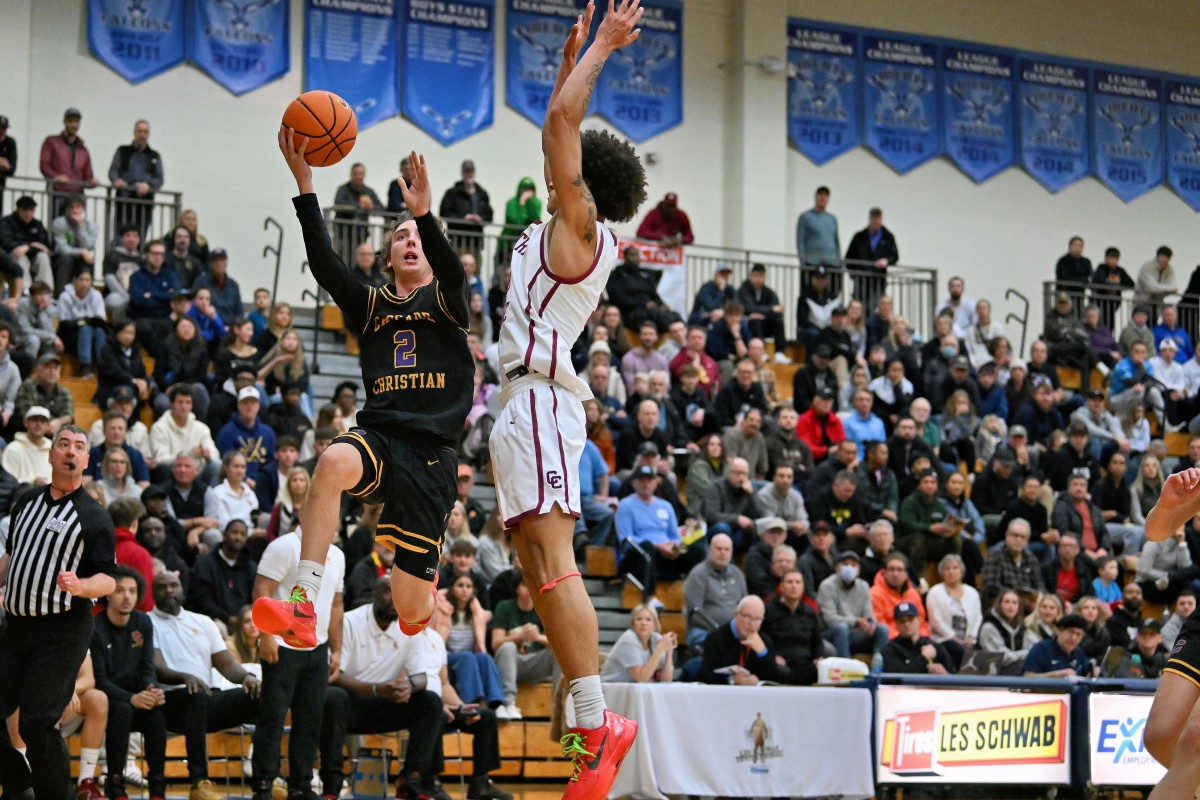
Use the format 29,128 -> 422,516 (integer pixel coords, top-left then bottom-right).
254,135 -> 474,647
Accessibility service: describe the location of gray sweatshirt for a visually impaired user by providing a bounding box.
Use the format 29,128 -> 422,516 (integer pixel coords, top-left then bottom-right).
817,574 -> 875,627
683,560 -> 746,633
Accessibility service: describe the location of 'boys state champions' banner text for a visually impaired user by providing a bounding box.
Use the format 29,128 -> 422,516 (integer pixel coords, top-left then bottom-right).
786,20 -> 859,165
192,0 -> 290,96
506,0 -> 588,127
88,0 -> 188,83
594,0 -> 683,143
401,0 -> 495,146
305,0 -> 399,132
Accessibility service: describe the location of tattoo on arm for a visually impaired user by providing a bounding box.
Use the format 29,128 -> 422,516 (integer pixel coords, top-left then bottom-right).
573,174 -> 597,244
582,63 -> 602,114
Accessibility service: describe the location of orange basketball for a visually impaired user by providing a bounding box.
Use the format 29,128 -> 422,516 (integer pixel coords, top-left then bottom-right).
282,90 -> 358,167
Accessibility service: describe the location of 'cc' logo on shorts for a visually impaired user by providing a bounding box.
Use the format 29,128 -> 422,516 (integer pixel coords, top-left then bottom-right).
546,471 -> 563,489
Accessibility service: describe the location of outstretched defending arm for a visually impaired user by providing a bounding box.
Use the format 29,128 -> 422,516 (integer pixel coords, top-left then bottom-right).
396,150 -> 470,325
1145,468 -> 1200,542
542,0 -> 642,278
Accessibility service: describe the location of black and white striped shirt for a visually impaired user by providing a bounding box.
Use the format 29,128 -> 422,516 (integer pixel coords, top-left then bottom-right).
3,486 -> 114,617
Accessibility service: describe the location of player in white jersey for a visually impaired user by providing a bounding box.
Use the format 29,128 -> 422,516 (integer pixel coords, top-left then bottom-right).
489,3 -> 647,799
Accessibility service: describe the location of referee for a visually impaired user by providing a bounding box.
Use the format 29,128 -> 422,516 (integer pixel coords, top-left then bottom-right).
0,425 -> 116,799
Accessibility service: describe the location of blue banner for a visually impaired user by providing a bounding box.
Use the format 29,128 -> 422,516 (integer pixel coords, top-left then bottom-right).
87,0 -> 187,84
192,0 -> 290,96
305,0 -> 399,131
401,0 -> 495,146
595,0 -> 683,143
786,20 -> 859,165
941,44 -> 1015,183
506,0 -> 589,127
1018,57 -> 1090,192
1166,79 -> 1200,211
1092,69 -> 1163,202
861,35 -> 940,173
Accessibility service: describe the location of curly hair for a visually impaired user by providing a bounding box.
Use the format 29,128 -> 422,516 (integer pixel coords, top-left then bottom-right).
580,129 -> 647,224
380,212 -> 450,280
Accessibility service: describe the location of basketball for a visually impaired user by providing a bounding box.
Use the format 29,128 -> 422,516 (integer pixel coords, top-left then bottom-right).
281,90 -> 357,167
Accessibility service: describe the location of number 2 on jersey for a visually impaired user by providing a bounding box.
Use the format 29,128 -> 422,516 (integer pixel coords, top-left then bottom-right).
393,330 -> 417,368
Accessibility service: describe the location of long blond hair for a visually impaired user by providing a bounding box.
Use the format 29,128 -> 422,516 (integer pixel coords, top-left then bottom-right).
263,328 -> 307,383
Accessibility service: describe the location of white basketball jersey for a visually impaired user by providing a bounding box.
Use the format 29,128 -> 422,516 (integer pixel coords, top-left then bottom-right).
499,218 -> 619,399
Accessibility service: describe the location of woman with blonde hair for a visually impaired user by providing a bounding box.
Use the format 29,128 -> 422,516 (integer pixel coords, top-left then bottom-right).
258,328 -> 312,416
443,500 -> 477,555
600,603 -> 676,683
171,208 -> 210,264
228,605 -> 260,665
1023,593 -> 1064,647
255,301 -> 292,352
267,466 -> 310,541
98,448 -> 142,505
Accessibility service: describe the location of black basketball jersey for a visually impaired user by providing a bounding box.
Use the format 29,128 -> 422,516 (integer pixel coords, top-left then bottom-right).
294,194 -> 473,447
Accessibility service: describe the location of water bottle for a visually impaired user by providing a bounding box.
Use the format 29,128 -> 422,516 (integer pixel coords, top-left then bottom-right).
1130,653 -> 1143,678
871,651 -> 884,676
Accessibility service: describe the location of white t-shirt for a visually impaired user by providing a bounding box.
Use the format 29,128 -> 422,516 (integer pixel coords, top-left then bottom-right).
257,530 -> 345,650
151,608 -> 227,690
340,603 -> 423,685
411,628 -> 449,697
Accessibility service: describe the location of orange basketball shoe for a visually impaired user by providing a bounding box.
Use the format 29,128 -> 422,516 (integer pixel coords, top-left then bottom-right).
560,710 -> 638,800
252,587 -> 317,648
398,572 -> 439,636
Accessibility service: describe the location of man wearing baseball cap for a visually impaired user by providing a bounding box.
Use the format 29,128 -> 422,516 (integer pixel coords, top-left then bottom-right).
1132,618 -> 1169,678
438,158 -> 492,254
14,352 -> 74,436
215,386 -> 276,486
1,405 -> 52,484
636,191 -> 693,246
796,387 -> 845,462
1070,388 -> 1129,456
881,601 -> 955,674
192,246 -> 243,324
0,114 -> 14,216
39,107 -> 99,208
1023,613 -> 1091,677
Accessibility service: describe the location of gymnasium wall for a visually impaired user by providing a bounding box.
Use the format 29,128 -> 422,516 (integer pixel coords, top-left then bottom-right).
0,0 -> 1196,347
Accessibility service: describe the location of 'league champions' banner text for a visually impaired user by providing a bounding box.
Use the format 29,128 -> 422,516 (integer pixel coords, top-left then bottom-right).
787,17 -> 1198,206
305,0 -> 400,132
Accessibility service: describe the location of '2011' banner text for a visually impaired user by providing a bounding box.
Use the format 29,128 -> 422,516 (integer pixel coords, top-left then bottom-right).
88,0 -> 188,84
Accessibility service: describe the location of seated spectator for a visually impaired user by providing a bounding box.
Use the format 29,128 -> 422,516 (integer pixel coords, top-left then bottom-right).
688,264 -> 735,326
96,447 -> 142,505
0,324 -> 20,430
490,578 -> 558,720
1051,473 -> 1112,562
1044,422 -> 1100,494
808,468 -> 870,551
926,554 -> 982,667
213,320 -> 260,389
475,516 -> 511,586
975,363 -> 1008,423
799,521 -> 839,598
736,264 -> 787,348
442,501 -> 477,555
1077,595 -> 1112,661
136,508 -> 189,591
683,533 -> 745,647
705,302 -> 751,379
668,364 -> 716,443
670,327 -> 721,405
869,359 -> 913,433
187,287 -> 227,351
599,604 -> 676,683
615,442 -> 687,522
1093,452 -> 1145,561
191,249 -> 241,325
1092,556 -> 1122,604
1105,581 -> 1145,649
2,405 -> 51,484
871,552 -> 928,638
54,271 -> 105,377
755,465 -> 809,541
981,518 -> 1046,607
698,595 -> 788,685
886,417 -> 937,487
14,352 -> 73,436
260,388 -> 310,456
0,196 -> 53,289
855,440 -> 899,524
577,437 -> 615,548
816,551 -> 889,658
700,457 -> 761,550
843,389 -> 886,458
188,519 -> 256,631
1161,590 -> 1195,652
763,570 -> 823,685
808,439 -> 858,499
792,344 -> 839,414
1131,619 -> 1169,678
205,451 -> 264,536
258,329 -> 312,416
1023,593 -> 1065,648
1072,389 -> 1128,456
796,265 -> 838,352
1109,341 -> 1165,422
621,320 -> 670,390
104,224 -> 144,322
1023,612 -> 1091,677
977,589 -> 1030,675
86,409 -> 150,487
617,465 -> 705,602
883,602 -> 957,675
152,316 -> 211,421
254,435 -> 301,511
164,452 -> 220,557
433,573 -> 504,710
996,474 -> 1052,552
712,357 -> 767,429
1042,532 -> 1094,606
216,387 -> 276,487
1138,524 -> 1197,604
1013,380 -> 1064,450
323,577 -> 444,799
723,407 -> 768,479
860,519 -> 900,586
795,387 -> 845,462
685,434 -> 724,516
149,384 -> 217,483
128,240 -> 179,341
744,520 -> 792,599
345,541 -> 395,610
95,321 -> 152,412
940,471 -> 985,558
897,468 -> 958,576
1154,304 -> 1193,362
614,399 -> 670,473
436,540 -> 490,611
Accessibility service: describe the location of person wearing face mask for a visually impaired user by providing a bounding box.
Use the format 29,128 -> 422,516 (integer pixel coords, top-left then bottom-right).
816,551 -> 889,658
763,570 -> 823,685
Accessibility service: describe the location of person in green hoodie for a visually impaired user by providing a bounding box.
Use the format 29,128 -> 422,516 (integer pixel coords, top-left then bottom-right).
897,468 -> 961,575
499,176 -> 543,265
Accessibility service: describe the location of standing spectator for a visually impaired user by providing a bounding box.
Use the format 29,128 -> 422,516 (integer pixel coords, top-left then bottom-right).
936,276 -> 977,334
1055,236 -> 1092,290
332,162 -> 382,261
735,264 -> 787,349
795,186 -> 839,268
50,195 -> 99,291
0,196 -> 54,289
882,602 -> 956,674
188,519 -> 257,630
845,207 -> 898,309
636,192 -> 693,245
57,271 -> 106,377
108,119 -> 163,237
499,175 -> 542,256
688,264 -> 735,326
871,552 -> 929,638
439,159 -> 492,255
683,533 -> 747,647
981,518 -> 1046,607
251,524 -> 345,798
192,249 -> 243,325
0,115 -> 14,215
1091,247 -> 1135,328
0,426 -> 116,800
490,578 -> 557,720
1135,245 -> 1177,307
39,107 -> 99,208
3,406 -> 52,484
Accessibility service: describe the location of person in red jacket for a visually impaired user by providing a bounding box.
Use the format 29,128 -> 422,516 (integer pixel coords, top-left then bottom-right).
795,388 -> 845,462
39,107 -> 98,208
871,551 -> 929,639
636,192 -> 693,246
108,496 -> 155,611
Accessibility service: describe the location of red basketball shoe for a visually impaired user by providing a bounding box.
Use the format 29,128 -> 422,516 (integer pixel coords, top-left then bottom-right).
398,572 -> 439,636
252,587 -> 317,648
560,710 -> 638,800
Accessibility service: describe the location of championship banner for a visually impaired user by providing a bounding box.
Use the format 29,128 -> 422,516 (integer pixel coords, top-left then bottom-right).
617,238 -> 686,314
401,0 -> 495,146
876,686 -> 1071,784
1165,78 -> 1200,211
786,20 -> 859,165
1092,69 -> 1163,202
88,0 -> 187,84
305,0 -> 399,132
861,34 -> 941,174
505,0 -> 589,128
1088,693 -> 1165,786
191,0 -> 290,96
941,44 -> 1015,183
1018,56 -> 1090,192
595,0 -> 683,143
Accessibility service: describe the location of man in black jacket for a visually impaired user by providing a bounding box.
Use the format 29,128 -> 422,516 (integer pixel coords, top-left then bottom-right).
1051,473 -> 1113,561
763,570 -> 823,684
882,602 -> 956,674
700,595 -> 789,684
438,159 -> 492,253
187,519 -> 256,630
886,418 -> 937,485
792,344 -> 839,413
735,264 -> 787,348
845,208 -> 899,311
605,246 -> 677,334
108,119 -> 164,238
1106,582 -> 1145,649
0,195 -> 53,290
1044,422 -> 1100,493
92,566 -> 169,800
700,457 -> 762,551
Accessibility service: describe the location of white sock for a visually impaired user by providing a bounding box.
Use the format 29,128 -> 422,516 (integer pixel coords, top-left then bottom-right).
78,747 -> 100,783
296,560 -> 325,597
15,745 -> 27,768
569,675 -> 607,731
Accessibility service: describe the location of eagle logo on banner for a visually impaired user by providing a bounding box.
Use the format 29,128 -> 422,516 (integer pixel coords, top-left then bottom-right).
1023,91 -> 1083,144
948,81 -> 1008,128
790,57 -> 853,117
192,0 -> 289,95
869,69 -> 933,126
213,0 -> 278,32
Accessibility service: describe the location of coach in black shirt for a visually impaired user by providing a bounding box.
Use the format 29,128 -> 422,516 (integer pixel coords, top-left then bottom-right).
0,425 -> 116,798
